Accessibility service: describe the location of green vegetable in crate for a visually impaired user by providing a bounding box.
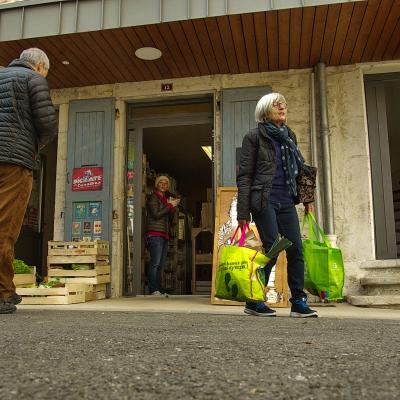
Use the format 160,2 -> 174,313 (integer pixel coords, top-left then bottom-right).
71,263 -> 92,270
12,259 -> 31,274
39,279 -> 65,288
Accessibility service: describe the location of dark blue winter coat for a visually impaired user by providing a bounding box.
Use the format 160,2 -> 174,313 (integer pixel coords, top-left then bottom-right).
0,59 -> 57,170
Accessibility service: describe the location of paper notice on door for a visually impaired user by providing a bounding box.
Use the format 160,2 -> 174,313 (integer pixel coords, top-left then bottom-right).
94,220 -> 102,234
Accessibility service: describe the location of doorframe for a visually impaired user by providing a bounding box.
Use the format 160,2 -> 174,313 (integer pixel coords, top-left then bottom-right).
364,72 -> 400,259
124,98 -> 215,295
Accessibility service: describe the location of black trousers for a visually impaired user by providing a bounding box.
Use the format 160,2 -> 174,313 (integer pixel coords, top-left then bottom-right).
253,201 -> 307,301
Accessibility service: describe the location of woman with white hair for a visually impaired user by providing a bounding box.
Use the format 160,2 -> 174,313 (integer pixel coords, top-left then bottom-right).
146,175 -> 180,296
237,92 -> 317,318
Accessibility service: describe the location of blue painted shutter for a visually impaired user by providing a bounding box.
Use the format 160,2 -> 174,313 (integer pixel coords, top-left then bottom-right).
221,86 -> 271,186
64,98 -> 114,242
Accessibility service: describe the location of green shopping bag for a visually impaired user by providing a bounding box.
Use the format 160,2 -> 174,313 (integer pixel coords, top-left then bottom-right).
215,225 -> 292,302
303,213 -> 344,301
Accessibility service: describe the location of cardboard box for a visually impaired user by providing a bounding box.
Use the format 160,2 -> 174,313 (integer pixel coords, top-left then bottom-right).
201,202 -> 212,230
206,187 -> 212,202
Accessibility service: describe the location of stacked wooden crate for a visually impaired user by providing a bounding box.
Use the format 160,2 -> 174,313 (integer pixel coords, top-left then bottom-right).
13,266 -> 36,288
47,241 -> 110,300
16,241 -> 110,305
17,284 -> 87,305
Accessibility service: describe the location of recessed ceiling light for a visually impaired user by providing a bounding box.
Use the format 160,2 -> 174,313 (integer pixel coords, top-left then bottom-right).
135,47 -> 162,61
61,60 -> 70,65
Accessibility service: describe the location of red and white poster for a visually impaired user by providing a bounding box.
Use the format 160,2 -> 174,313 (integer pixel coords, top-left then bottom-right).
72,167 -> 103,191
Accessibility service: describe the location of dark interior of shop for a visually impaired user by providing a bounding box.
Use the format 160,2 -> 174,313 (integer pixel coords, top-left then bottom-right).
142,122 -> 214,295
143,124 -> 213,224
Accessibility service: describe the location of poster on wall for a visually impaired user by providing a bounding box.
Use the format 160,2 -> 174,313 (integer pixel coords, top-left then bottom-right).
74,203 -> 87,219
94,220 -> 102,234
89,202 -> 102,219
72,167 -> 103,191
83,221 -> 92,234
72,201 -> 103,241
72,221 -> 81,235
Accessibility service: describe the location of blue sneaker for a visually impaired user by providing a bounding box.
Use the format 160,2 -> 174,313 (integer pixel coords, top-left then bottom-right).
244,302 -> 276,317
290,298 -> 318,318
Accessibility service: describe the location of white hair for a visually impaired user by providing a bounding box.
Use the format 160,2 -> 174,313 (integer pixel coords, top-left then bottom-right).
20,48 -> 50,70
155,175 -> 170,188
255,92 -> 287,123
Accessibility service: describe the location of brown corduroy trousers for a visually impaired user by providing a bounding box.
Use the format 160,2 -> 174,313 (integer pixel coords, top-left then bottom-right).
0,162 -> 33,299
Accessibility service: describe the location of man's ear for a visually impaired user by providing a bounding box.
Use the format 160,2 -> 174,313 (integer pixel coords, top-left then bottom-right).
33,62 -> 48,78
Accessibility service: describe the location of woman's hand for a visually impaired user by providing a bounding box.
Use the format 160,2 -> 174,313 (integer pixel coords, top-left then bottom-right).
169,198 -> 180,207
238,219 -> 250,229
304,203 -> 314,214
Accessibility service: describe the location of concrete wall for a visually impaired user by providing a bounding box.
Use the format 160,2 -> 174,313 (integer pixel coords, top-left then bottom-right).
323,66 -> 374,294
50,60 -> 400,297
326,66 -> 374,261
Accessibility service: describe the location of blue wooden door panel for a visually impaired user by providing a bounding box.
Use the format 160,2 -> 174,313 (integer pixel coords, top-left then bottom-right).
365,82 -> 397,259
221,86 -> 271,186
64,98 -> 114,242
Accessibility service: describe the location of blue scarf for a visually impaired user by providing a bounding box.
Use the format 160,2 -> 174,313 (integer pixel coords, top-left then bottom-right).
261,122 -> 304,197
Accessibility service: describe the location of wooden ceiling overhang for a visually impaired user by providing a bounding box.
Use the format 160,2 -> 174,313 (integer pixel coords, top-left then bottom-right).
0,0 -> 399,89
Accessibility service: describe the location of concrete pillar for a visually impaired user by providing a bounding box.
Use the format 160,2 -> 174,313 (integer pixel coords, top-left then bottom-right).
111,99 -> 126,297
53,102 -> 68,241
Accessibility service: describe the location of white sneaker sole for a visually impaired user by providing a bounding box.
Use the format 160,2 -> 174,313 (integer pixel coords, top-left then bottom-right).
244,308 -> 277,317
290,311 -> 318,318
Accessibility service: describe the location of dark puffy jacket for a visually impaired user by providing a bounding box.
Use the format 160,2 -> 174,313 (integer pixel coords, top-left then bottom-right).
237,123 -> 299,220
0,59 -> 57,170
146,192 -> 175,234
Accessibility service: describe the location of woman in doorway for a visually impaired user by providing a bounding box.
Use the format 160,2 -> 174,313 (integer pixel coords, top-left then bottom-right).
146,175 -> 180,296
237,92 -> 318,318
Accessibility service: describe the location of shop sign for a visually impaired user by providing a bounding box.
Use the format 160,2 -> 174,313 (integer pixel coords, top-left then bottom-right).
72,167 -> 103,191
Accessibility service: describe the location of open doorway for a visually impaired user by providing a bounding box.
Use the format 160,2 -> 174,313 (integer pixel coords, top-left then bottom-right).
124,98 -> 214,296
365,73 -> 400,259
14,137 -> 58,280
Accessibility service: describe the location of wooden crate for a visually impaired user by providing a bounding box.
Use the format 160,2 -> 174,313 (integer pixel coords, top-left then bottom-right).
13,266 -> 36,287
195,280 -> 212,294
48,240 -> 109,256
47,253 -> 110,285
47,254 -> 109,266
48,265 -> 111,285
17,284 -> 86,305
84,283 -> 107,301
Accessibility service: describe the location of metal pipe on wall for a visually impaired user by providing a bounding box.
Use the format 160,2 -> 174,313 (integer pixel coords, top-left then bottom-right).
310,72 -> 323,226
315,62 -> 335,235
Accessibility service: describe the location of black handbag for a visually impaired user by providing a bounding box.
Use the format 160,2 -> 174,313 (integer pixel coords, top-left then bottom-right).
296,165 -> 317,204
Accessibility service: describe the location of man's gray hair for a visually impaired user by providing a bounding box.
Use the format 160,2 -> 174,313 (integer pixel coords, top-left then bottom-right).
255,92 -> 287,122
20,48 -> 50,70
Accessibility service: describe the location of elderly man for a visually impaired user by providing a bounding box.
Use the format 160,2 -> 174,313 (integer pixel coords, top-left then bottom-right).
0,48 -> 57,314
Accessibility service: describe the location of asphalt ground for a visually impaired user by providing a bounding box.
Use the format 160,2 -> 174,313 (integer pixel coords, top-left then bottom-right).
1,310 -> 399,400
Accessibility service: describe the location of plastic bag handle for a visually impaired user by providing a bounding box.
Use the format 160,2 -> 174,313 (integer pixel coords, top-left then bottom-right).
238,224 -> 249,247
230,226 -> 240,244
309,213 -> 331,248
303,212 -> 331,248
230,224 -> 248,246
